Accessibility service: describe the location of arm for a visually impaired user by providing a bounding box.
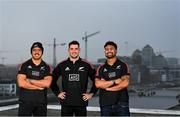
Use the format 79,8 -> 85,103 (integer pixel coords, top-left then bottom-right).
95,65 -> 114,89
106,75 -> 130,91
95,78 -> 114,89
29,64 -> 53,88
50,65 -> 61,96
29,76 -> 52,88
88,67 -> 98,95
17,74 -> 44,90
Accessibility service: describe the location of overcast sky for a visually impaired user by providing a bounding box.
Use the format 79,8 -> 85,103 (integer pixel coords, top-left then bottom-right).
0,0 -> 179,64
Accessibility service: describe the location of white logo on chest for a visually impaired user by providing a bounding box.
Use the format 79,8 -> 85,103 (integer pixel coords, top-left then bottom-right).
65,67 -> 70,71
28,65 -> 32,69
40,66 -> 45,70
103,68 -> 107,72
116,65 -> 121,69
69,74 -> 80,81
108,72 -> 116,78
32,71 -> 40,77
78,67 -> 84,71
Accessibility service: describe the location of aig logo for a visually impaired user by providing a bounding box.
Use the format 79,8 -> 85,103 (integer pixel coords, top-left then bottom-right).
108,72 -> 116,78
32,71 -> 40,77
69,74 -> 80,81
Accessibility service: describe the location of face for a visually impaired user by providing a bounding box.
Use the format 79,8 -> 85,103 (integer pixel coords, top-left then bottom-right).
104,45 -> 117,59
31,47 -> 43,60
68,44 -> 80,59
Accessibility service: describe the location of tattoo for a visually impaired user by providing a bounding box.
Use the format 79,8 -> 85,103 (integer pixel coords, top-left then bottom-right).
121,75 -> 129,81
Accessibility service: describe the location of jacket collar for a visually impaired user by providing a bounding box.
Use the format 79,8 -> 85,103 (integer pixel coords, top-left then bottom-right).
105,58 -> 120,67
68,57 -> 81,64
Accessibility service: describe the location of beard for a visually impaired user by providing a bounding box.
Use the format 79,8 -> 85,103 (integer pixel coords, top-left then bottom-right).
32,54 -> 42,60
70,54 -> 79,59
105,53 -> 116,59
32,56 -> 41,60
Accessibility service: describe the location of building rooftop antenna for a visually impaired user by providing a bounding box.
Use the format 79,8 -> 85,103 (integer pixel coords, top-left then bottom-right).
82,31 -> 100,60
47,38 -> 66,68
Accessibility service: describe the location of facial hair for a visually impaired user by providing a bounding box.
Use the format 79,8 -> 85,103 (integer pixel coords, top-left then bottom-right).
32,53 -> 42,60
106,52 -> 116,59
70,54 -> 79,59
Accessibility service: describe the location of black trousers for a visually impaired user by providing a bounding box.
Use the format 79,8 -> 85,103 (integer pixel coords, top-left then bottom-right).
18,101 -> 47,116
61,105 -> 87,116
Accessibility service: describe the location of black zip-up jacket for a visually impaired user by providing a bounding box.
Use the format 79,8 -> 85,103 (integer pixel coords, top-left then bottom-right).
50,58 -> 98,106
96,58 -> 130,106
17,59 -> 52,103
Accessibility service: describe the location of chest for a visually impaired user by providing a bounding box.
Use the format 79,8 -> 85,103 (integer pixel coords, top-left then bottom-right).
61,63 -> 89,81
62,63 -> 88,73
26,65 -> 46,79
101,65 -> 122,80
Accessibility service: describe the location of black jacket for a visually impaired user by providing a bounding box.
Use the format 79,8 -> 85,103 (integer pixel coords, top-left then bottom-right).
17,59 -> 52,103
96,58 -> 130,106
50,58 -> 98,106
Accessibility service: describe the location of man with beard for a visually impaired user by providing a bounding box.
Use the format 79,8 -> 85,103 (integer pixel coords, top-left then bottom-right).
95,41 -> 130,116
50,40 -> 97,116
17,42 -> 52,116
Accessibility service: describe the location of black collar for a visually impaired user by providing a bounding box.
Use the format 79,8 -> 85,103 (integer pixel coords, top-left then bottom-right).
67,57 -> 81,64
30,59 -> 43,67
105,58 -> 120,67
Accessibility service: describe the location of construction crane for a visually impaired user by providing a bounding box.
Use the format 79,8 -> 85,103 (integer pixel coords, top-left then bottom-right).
0,50 -> 13,65
1,57 -> 6,65
82,31 -> 100,60
47,38 -> 66,68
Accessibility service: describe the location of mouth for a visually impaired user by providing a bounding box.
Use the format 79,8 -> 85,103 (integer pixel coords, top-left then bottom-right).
34,54 -> 40,56
107,52 -> 113,55
72,53 -> 78,56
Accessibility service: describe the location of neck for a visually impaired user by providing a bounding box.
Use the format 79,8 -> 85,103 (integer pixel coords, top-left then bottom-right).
32,58 -> 42,65
107,57 -> 117,66
70,57 -> 79,63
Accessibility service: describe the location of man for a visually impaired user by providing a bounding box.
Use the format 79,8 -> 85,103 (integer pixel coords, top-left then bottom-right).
17,42 -> 52,116
95,41 -> 130,116
50,40 -> 97,116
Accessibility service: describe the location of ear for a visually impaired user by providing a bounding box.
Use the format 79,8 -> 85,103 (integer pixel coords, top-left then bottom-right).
115,49 -> 117,54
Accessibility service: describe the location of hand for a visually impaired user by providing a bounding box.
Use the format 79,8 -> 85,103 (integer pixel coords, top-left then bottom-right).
58,92 -> 66,99
82,93 -> 93,101
101,78 -> 105,81
26,79 -> 44,90
38,87 -> 44,90
26,79 -> 32,83
115,78 -> 122,84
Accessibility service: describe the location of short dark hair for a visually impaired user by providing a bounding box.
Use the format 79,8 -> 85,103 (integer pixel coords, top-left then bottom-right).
104,41 -> 117,50
68,40 -> 80,48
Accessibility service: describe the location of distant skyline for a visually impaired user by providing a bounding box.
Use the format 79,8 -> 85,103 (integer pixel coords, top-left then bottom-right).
0,0 -> 179,64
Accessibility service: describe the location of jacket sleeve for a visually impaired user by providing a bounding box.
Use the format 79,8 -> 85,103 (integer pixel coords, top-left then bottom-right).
88,65 -> 98,95
50,64 -> 61,96
121,62 -> 131,76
